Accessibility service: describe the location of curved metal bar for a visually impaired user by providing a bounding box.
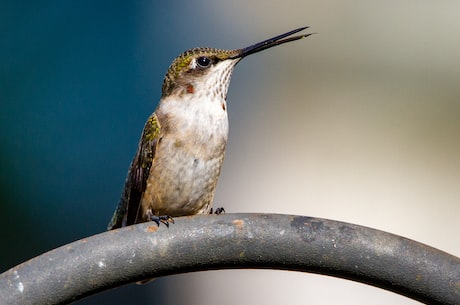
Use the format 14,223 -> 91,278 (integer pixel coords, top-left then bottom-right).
0,214 -> 458,304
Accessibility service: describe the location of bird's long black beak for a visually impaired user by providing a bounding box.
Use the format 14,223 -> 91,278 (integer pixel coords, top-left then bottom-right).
231,27 -> 313,59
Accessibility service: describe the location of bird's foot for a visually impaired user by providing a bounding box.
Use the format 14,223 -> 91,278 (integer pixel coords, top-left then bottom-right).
209,207 -> 225,215
149,214 -> 174,227
155,215 -> 174,227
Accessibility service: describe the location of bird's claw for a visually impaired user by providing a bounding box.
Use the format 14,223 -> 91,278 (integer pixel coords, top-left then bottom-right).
209,207 -> 225,215
150,215 -> 174,227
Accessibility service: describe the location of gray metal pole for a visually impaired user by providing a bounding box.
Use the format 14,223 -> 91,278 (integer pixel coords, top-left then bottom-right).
0,213 -> 459,304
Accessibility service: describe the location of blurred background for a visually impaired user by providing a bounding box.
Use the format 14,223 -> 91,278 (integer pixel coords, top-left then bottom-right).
1,1 -> 459,304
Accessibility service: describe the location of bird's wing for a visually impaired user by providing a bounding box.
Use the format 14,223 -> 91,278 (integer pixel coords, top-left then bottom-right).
107,113 -> 161,230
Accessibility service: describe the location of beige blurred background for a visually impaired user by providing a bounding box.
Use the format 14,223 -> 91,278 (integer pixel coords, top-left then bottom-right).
143,1 -> 459,304
2,1 -> 458,304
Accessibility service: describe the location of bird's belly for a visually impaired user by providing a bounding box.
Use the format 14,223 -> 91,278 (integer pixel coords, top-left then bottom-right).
141,136 -> 226,217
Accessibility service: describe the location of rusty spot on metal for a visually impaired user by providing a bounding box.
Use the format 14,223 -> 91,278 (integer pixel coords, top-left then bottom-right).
146,226 -> 158,233
233,219 -> 244,230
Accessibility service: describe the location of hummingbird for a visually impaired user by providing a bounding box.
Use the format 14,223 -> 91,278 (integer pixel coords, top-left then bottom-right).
108,27 -> 312,230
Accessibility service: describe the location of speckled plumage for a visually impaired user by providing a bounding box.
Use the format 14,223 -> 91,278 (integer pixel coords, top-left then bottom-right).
108,49 -> 240,229
108,27 -> 312,229
162,48 -> 240,97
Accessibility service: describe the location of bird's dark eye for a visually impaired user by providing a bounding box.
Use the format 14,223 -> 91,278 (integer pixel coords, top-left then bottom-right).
196,56 -> 211,68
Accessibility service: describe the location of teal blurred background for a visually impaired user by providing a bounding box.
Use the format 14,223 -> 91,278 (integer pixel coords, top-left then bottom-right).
1,1 -> 175,303
2,1 -> 459,304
